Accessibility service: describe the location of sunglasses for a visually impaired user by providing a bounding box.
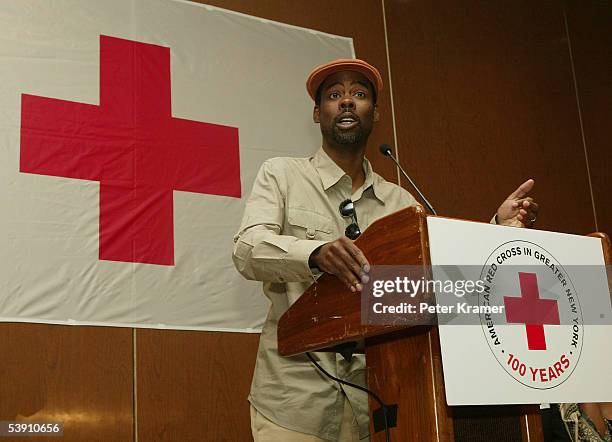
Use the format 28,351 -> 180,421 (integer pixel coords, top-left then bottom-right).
339,199 -> 361,240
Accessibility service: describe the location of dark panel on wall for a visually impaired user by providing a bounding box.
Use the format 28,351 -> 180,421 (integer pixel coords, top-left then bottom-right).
565,1 -> 612,236
199,0 -> 398,182
384,0 -> 595,235
0,324 -> 133,442
136,330 -> 259,442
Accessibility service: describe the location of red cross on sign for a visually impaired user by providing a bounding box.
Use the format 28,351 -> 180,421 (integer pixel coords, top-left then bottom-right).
504,272 -> 560,350
20,35 -> 241,266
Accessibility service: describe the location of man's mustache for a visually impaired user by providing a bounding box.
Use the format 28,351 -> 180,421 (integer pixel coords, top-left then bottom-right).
334,112 -> 361,124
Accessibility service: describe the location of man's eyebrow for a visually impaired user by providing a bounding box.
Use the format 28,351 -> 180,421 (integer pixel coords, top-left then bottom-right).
353,80 -> 371,90
323,80 -> 370,91
323,81 -> 342,91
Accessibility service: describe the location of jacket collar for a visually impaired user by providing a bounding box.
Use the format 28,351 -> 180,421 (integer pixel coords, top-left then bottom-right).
311,147 -> 385,204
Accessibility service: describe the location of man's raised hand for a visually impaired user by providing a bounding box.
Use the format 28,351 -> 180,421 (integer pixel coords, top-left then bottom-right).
496,179 -> 539,228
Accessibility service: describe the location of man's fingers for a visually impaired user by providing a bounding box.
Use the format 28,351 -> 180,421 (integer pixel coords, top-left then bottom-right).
330,241 -> 360,271
339,249 -> 363,279
525,201 -> 539,213
521,200 -> 538,217
328,258 -> 356,291
526,202 -> 539,226
345,239 -> 370,272
338,237 -> 370,274
326,251 -> 361,291
507,179 -> 535,200
517,208 -> 538,226
511,198 -> 531,211
321,238 -> 371,292
341,249 -> 368,287
352,246 -> 370,273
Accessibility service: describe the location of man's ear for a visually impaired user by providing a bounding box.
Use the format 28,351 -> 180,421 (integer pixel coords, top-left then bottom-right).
313,105 -> 320,123
373,104 -> 380,122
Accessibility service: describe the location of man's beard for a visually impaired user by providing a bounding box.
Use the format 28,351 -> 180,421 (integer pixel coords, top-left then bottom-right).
331,125 -> 366,144
322,114 -> 373,146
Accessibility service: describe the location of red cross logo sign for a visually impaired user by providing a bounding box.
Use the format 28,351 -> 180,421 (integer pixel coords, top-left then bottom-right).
20,35 -> 241,266
480,240 -> 583,389
504,272 -> 561,350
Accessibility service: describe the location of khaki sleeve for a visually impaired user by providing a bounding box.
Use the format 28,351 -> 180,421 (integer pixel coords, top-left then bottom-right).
232,160 -> 327,283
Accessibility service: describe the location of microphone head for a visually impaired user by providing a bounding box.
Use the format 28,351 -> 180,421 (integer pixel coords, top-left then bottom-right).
379,144 -> 392,156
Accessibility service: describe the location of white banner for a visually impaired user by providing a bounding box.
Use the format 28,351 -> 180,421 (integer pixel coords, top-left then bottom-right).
0,0 -> 354,331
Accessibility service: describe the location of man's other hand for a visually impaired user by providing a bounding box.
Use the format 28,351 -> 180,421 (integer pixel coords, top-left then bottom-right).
496,179 -> 539,228
309,237 -> 370,292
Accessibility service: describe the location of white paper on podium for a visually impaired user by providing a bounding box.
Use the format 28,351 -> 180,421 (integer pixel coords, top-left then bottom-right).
427,217 -> 612,405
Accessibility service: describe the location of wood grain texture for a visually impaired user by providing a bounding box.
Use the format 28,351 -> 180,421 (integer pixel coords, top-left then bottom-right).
565,1 -> 612,236
588,232 -> 612,302
0,324 -> 133,442
520,406 -> 545,442
430,326 -> 456,442
587,232 -> 611,265
366,328 -> 451,442
384,0 -> 595,235
136,330 -> 259,442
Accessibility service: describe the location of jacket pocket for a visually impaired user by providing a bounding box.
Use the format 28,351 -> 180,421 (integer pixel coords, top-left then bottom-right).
287,207 -> 333,240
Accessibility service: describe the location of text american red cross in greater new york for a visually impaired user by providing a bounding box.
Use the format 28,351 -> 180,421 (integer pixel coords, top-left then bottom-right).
20,35 -> 241,266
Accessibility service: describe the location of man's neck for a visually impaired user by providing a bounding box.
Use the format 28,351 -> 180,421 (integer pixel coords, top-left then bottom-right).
322,143 -> 366,193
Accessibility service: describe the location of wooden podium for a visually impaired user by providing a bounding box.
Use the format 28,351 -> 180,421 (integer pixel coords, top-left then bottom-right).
278,206 -> 611,442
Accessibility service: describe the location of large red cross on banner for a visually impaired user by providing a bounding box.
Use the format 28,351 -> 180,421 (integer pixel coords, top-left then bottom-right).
504,272 -> 560,350
20,35 -> 241,266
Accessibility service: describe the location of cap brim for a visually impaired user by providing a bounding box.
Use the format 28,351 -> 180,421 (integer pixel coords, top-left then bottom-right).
306,59 -> 383,101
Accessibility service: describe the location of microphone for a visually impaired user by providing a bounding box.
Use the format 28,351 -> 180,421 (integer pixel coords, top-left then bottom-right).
379,144 -> 438,216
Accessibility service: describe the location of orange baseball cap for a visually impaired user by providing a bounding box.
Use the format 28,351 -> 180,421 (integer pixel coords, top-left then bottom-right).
306,58 -> 384,101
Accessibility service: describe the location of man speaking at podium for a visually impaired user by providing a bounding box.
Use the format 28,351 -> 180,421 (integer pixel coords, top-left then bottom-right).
233,59 -> 539,442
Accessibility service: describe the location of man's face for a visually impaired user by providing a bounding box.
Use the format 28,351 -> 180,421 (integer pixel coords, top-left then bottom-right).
313,70 -> 379,147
